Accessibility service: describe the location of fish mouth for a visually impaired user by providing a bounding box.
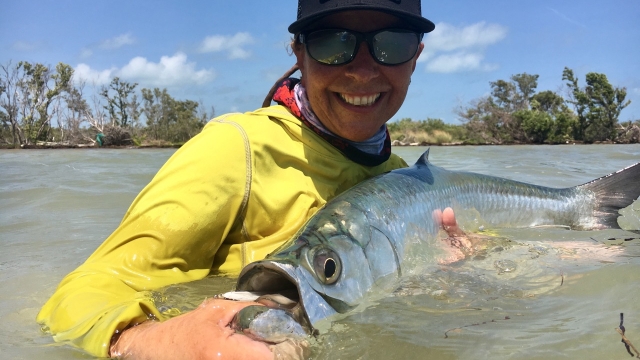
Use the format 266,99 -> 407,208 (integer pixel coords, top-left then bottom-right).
236,260 -> 341,334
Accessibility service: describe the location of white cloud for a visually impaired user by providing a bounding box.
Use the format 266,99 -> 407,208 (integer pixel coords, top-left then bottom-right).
419,21 -> 507,73
74,52 -> 215,88
99,33 -> 135,49
74,63 -> 115,85
198,32 -> 254,59
80,48 -> 93,59
119,52 -> 215,86
12,41 -> 39,51
421,22 -> 507,59
425,52 -> 498,73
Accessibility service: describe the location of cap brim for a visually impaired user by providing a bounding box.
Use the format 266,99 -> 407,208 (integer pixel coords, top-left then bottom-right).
288,7 -> 435,34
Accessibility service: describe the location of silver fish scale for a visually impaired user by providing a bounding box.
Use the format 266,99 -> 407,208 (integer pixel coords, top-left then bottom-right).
333,163 -> 596,253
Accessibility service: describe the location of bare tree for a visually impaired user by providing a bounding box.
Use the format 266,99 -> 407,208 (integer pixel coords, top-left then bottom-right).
83,83 -> 109,145
0,61 -> 73,146
0,61 -> 22,147
100,77 -> 138,128
57,80 -> 90,143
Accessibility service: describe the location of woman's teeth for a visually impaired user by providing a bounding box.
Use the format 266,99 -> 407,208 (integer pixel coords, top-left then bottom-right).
339,93 -> 381,106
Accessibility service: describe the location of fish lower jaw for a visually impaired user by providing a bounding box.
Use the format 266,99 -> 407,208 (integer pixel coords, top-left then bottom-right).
236,261 -> 339,334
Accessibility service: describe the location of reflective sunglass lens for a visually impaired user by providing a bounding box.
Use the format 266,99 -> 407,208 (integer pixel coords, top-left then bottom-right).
306,30 -> 356,65
372,31 -> 419,65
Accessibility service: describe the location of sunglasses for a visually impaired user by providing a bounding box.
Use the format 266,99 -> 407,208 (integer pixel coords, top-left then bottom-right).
299,28 -> 423,66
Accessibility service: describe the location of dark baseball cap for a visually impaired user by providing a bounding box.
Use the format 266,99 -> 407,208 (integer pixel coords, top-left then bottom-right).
288,0 -> 436,34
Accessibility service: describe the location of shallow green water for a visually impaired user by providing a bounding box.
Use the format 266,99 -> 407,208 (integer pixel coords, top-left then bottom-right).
1,145 -> 640,359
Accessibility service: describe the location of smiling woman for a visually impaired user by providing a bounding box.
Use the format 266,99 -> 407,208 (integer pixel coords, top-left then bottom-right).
291,10 -> 424,142
34,1 -> 438,359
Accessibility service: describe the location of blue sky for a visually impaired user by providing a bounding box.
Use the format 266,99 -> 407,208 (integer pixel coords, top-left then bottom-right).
2,0 -> 639,124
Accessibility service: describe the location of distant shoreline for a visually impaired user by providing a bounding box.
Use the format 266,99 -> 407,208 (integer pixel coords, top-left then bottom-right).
0,143 -> 182,150
3,140 -> 636,150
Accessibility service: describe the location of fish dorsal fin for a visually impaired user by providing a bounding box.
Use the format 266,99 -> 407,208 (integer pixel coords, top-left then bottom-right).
415,148 -> 430,166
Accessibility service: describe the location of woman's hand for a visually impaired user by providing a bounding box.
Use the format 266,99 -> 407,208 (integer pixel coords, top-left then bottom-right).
110,299 -> 274,360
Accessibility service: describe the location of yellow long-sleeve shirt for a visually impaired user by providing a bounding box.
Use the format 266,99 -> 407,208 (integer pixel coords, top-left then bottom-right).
37,105 -> 407,357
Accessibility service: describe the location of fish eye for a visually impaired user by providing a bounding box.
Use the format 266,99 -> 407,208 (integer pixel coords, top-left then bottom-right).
313,248 -> 341,285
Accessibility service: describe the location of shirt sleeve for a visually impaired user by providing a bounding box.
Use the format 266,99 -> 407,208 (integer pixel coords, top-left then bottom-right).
36,119 -> 250,357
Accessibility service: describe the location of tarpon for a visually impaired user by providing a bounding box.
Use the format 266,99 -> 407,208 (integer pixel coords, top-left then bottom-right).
235,150 -> 640,335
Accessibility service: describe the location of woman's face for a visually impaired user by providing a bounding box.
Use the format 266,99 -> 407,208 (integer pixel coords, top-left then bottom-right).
294,10 -> 423,142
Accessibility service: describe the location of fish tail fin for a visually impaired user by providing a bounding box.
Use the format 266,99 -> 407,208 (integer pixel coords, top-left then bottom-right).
578,162 -> 640,230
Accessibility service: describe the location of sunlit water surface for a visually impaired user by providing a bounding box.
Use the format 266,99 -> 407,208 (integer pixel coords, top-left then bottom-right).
1,145 -> 640,360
